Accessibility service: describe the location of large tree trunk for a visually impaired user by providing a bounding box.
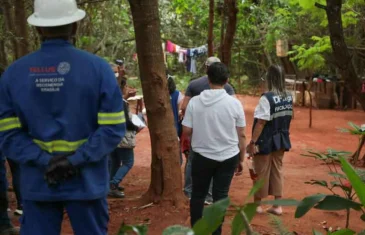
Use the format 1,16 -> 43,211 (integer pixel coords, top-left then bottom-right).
14,0 -> 30,57
128,0 -> 185,207
218,1 -> 225,60
2,0 -> 19,60
207,0 -> 215,57
221,0 -> 238,68
318,0 -> 365,111
0,13 -> 7,74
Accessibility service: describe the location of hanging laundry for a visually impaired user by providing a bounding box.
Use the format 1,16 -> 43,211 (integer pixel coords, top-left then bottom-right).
178,51 -> 185,63
191,45 -> 208,57
166,40 -> 177,53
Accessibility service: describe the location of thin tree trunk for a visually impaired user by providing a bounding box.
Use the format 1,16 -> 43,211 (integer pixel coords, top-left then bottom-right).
2,0 -> 19,60
0,37 -> 7,74
0,13 -> 7,74
219,1 -> 225,60
317,1 -> 365,111
128,0 -> 185,207
221,0 -> 238,68
207,0 -> 215,57
14,0 -> 29,56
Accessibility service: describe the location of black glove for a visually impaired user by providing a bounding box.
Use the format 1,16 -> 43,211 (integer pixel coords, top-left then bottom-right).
45,154 -> 79,187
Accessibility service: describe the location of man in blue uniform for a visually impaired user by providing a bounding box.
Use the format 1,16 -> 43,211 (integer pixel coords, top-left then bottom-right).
0,0 -> 126,234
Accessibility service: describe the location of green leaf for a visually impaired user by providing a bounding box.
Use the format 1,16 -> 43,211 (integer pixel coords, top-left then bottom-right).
231,203 -> 257,235
295,194 -> 326,218
163,225 -> 194,235
312,229 -> 323,235
314,195 -> 362,211
117,225 -> 148,235
192,219 -> 210,235
339,157 -> 365,206
231,213 -> 245,235
348,122 -> 360,131
194,198 -> 230,235
330,229 -> 356,235
328,172 -> 347,179
261,199 -> 299,206
247,179 -> 264,198
305,180 -> 328,188
361,213 -> 365,222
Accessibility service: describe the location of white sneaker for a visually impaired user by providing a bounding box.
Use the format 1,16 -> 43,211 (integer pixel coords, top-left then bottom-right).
256,206 -> 264,214
267,206 -> 283,215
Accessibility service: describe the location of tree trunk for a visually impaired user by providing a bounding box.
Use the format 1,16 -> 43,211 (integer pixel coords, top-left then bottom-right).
207,0 -> 215,57
2,0 -> 19,60
221,0 -> 238,68
14,0 -> 30,57
304,81 -> 313,128
219,1 -> 225,60
0,12 -> 7,74
128,0 -> 185,207
0,36 -> 7,74
321,0 -> 365,111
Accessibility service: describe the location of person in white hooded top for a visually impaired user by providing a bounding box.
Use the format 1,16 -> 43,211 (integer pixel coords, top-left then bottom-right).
182,62 -> 246,235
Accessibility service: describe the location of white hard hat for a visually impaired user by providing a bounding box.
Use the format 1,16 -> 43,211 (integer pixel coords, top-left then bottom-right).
28,0 -> 86,27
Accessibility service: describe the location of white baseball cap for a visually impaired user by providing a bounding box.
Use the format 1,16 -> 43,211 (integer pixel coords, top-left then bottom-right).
205,57 -> 221,66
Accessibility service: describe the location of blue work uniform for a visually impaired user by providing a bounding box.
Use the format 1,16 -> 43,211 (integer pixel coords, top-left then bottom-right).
253,92 -> 293,155
0,39 -> 126,235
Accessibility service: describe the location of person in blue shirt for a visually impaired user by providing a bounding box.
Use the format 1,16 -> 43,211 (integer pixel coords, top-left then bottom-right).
0,0 -> 126,235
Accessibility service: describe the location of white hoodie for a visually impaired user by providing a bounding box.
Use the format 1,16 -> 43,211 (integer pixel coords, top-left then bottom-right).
182,89 -> 246,162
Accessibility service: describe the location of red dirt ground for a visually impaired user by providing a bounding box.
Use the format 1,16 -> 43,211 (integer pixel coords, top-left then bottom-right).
6,95 -> 365,235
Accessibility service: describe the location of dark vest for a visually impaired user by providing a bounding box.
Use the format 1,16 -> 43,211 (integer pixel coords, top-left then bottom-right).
170,90 -> 180,136
253,92 -> 293,155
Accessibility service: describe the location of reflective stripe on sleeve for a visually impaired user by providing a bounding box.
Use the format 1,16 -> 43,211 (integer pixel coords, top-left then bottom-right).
0,117 -> 21,132
98,111 -> 125,125
33,139 -> 87,153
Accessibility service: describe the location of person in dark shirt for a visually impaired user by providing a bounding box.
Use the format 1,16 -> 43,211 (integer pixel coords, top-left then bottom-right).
181,57 -> 236,204
181,57 -> 235,113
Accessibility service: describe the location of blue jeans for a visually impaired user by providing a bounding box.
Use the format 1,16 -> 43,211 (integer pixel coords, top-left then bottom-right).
0,158 -> 11,228
184,150 -> 213,202
7,158 -> 22,208
109,148 -> 134,185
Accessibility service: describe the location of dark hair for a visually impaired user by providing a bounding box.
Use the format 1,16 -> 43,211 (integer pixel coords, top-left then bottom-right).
167,76 -> 176,95
120,77 -> 127,88
123,101 -> 138,131
38,23 -> 75,40
207,62 -> 229,86
266,65 -> 288,97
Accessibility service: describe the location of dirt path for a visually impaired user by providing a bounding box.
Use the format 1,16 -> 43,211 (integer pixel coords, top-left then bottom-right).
7,95 -> 365,235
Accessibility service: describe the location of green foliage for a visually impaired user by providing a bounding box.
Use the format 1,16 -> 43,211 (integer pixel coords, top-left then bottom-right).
339,122 -> 365,136
162,225 -> 194,235
289,36 -> 332,72
193,198 -> 230,235
117,224 -> 148,235
269,215 -> 294,235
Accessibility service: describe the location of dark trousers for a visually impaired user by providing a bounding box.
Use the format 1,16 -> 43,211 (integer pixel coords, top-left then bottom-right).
7,158 -> 22,208
0,158 -> 11,228
190,152 -> 238,235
